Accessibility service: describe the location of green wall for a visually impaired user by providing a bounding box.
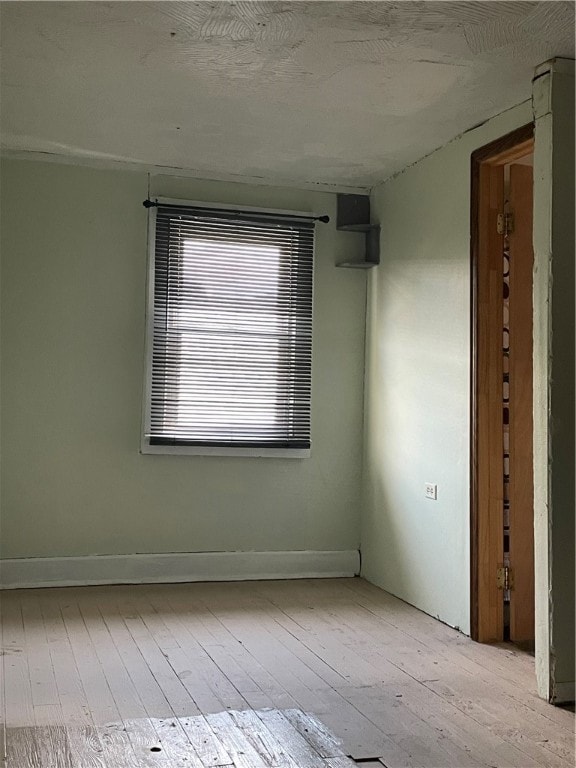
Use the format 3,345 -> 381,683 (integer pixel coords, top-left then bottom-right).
362,101 -> 533,635
0,160 -> 366,559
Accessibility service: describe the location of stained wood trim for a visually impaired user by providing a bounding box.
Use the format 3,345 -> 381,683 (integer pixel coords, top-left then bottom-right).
508,163 -> 535,645
475,163 -> 505,643
470,123 -> 534,642
485,138 -> 534,167
470,124 -> 534,167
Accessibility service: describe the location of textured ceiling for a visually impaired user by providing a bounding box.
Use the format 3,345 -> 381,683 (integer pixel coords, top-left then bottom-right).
1,1 -> 574,189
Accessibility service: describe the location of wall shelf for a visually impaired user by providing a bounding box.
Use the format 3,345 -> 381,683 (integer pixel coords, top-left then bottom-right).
335,194 -> 380,269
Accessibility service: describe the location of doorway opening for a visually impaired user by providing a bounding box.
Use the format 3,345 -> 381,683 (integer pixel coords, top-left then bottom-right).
470,123 -> 535,648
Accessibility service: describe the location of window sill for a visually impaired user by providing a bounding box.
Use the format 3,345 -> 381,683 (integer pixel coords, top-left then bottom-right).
140,443 -> 311,459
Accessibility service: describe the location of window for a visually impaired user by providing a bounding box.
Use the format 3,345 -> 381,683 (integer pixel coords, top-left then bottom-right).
142,200 -> 315,457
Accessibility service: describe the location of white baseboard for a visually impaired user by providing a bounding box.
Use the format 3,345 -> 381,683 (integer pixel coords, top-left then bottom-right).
0,550 -> 360,589
552,681 -> 575,704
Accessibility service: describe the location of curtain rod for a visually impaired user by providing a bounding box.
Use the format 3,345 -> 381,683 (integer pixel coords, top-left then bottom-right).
142,199 -> 329,223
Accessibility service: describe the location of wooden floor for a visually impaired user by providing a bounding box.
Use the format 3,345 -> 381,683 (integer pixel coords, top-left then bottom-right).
1,578 -> 574,768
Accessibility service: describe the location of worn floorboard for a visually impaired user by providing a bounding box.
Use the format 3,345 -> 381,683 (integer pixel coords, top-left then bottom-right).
1,578 -> 574,767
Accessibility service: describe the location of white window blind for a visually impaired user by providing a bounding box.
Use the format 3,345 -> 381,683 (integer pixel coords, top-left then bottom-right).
146,203 -> 314,450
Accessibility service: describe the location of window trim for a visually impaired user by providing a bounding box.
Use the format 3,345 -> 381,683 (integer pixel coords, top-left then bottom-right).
141,197 -> 314,459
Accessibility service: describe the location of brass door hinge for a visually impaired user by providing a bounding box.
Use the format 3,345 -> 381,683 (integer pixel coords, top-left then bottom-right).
497,212 -> 514,236
497,565 -> 514,590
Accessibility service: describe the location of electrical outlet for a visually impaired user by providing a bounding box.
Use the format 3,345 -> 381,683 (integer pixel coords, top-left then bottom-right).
425,483 -> 437,500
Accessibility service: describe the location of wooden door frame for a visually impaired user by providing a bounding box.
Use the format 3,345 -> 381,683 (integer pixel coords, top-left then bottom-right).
470,123 -> 534,642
